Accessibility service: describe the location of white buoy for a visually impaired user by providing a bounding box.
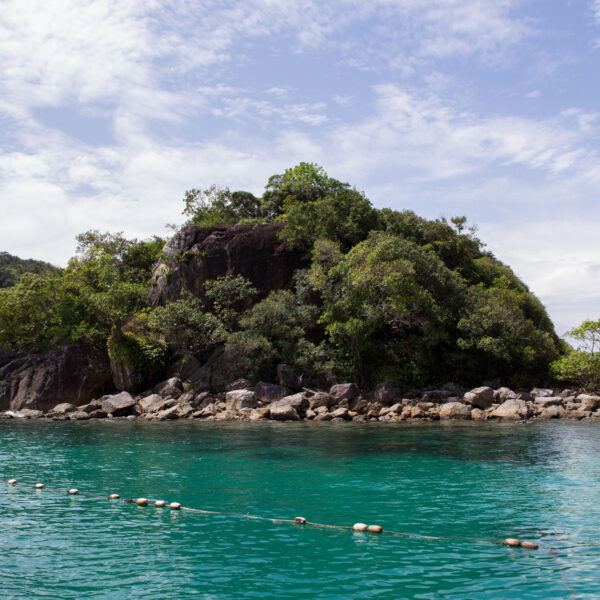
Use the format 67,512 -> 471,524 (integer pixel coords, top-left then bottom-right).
294,517 -> 307,524
169,502 -> 181,510
352,523 -> 368,531
7,479 -> 17,485
34,483 -> 44,489
68,489 -> 79,495
109,493 -> 120,499
155,500 -> 166,507
136,498 -> 148,506
367,525 -> 383,533
503,538 -> 521,547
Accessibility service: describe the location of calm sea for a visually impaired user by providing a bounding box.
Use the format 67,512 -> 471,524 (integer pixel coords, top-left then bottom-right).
1,420 -> 598,599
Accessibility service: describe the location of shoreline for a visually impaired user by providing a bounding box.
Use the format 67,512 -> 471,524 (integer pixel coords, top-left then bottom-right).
3,381 -> 600,424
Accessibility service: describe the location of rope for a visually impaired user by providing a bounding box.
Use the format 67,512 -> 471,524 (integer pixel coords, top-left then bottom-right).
3,479 -> 535,549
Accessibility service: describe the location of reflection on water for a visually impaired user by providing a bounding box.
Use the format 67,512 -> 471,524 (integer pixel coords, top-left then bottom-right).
1,420 -> 599,599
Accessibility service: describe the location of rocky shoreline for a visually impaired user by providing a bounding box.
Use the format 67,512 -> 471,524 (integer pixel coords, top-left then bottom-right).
2,379 -> 600,423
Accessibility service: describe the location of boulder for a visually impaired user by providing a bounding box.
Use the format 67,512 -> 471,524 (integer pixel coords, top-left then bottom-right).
330,407 -> 350,420
373,382 -> 400,406
137,394 -> 165,413
69,411 -> 90,421
308,393 -> 333,410
101,392 -> 137,416
534,397 -> 563,408
276,364 -> 301,390
153,378 -> 183,399
227,390 -> 253,409
439,402 -> 472,420
0,344 -> 113,412
530,388 -> 554,398
48,402 -> 77,415
226,389 -> 257,410
148,224 -> 305,308
494,387 -> 516,402
463,386 -> 494,409
270,404 -> 299,421
329,383 -> 359,404
88,409 -> 108,419
539,405 -> 565,419
491,399 -> 532,420
19,408 -> 43,419
270,393 -> 308,413
575,394 -> 600,411
253,382 -> 290,404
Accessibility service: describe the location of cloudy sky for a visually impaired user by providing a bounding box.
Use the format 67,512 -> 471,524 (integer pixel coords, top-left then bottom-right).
1,0 -> 599,335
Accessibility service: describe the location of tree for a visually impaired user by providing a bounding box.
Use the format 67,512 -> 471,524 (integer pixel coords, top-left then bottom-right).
550,320 -> 600,389
311,232 -> 464,385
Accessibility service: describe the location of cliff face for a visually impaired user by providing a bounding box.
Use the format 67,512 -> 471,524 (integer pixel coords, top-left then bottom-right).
148,224 -> 305,306
0,345 -> 113,411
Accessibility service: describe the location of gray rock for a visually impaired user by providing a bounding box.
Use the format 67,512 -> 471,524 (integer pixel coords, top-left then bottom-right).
463,386 -> 494,409
81,400 -> 102,414
137,394 -> 164,413
539,405 -> 565,419
439,402 -> 472,420
534,397 -> 563,408
308,393 -> 333,410
313,412 -> 332,421
575,394 -> 600,411
88,409 -> 108,419
491,399 -> 532,420
253,382 -> 290,404
270,393 -> 308,413
494,387 -> 516,402
329,383 -> 359,403
49,402 -> 77,415
330,407 -> 350,420
373,382 -> 400,406
153,377 -> 183,399
530,388 -> 554,398
270,404 -> 299,421
101,392 -> 137,416
153,405 -> 181,420
225,389 -> 257,410
19,408 -> 43,419
0,344 -> 113,412
69,411 -> 90,420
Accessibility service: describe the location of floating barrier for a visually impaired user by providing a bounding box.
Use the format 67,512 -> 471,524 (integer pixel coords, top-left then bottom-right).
4,478 -> 539,550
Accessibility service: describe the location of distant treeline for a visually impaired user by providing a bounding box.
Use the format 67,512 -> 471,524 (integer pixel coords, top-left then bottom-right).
0,251 -> 60,288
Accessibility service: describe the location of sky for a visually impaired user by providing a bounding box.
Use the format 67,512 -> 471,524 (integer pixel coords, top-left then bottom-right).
0,0 -> 599,336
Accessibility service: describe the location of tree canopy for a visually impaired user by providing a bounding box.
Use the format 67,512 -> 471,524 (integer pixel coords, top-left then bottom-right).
0,163 -> 563,389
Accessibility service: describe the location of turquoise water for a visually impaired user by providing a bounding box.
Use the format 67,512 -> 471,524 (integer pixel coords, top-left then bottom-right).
1,421 -> 599,599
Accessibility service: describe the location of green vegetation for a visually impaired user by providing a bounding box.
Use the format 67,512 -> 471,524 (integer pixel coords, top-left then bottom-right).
0,163 -> 564,389
0,251 -> 59,288
550,320 -> 600,389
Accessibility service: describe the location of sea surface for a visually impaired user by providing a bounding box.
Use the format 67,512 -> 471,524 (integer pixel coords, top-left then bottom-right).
1,420 -> 598,599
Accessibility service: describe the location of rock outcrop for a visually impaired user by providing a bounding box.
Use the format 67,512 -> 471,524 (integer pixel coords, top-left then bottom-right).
148,224 -> 305,307
0,345 -> 113,412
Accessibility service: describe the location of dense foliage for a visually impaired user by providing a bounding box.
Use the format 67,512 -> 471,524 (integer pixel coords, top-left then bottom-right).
550,320 -> 600,389
0,163 -> 564,389
0,251 -> 59,288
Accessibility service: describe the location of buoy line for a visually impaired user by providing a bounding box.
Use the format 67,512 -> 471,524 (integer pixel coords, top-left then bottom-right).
4,478 -> 539,550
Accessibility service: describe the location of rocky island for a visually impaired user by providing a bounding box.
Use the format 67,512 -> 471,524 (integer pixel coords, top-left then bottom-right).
0,164 -> 596,418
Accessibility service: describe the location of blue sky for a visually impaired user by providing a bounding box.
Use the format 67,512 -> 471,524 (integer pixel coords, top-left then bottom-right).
1,0 -> 599,335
